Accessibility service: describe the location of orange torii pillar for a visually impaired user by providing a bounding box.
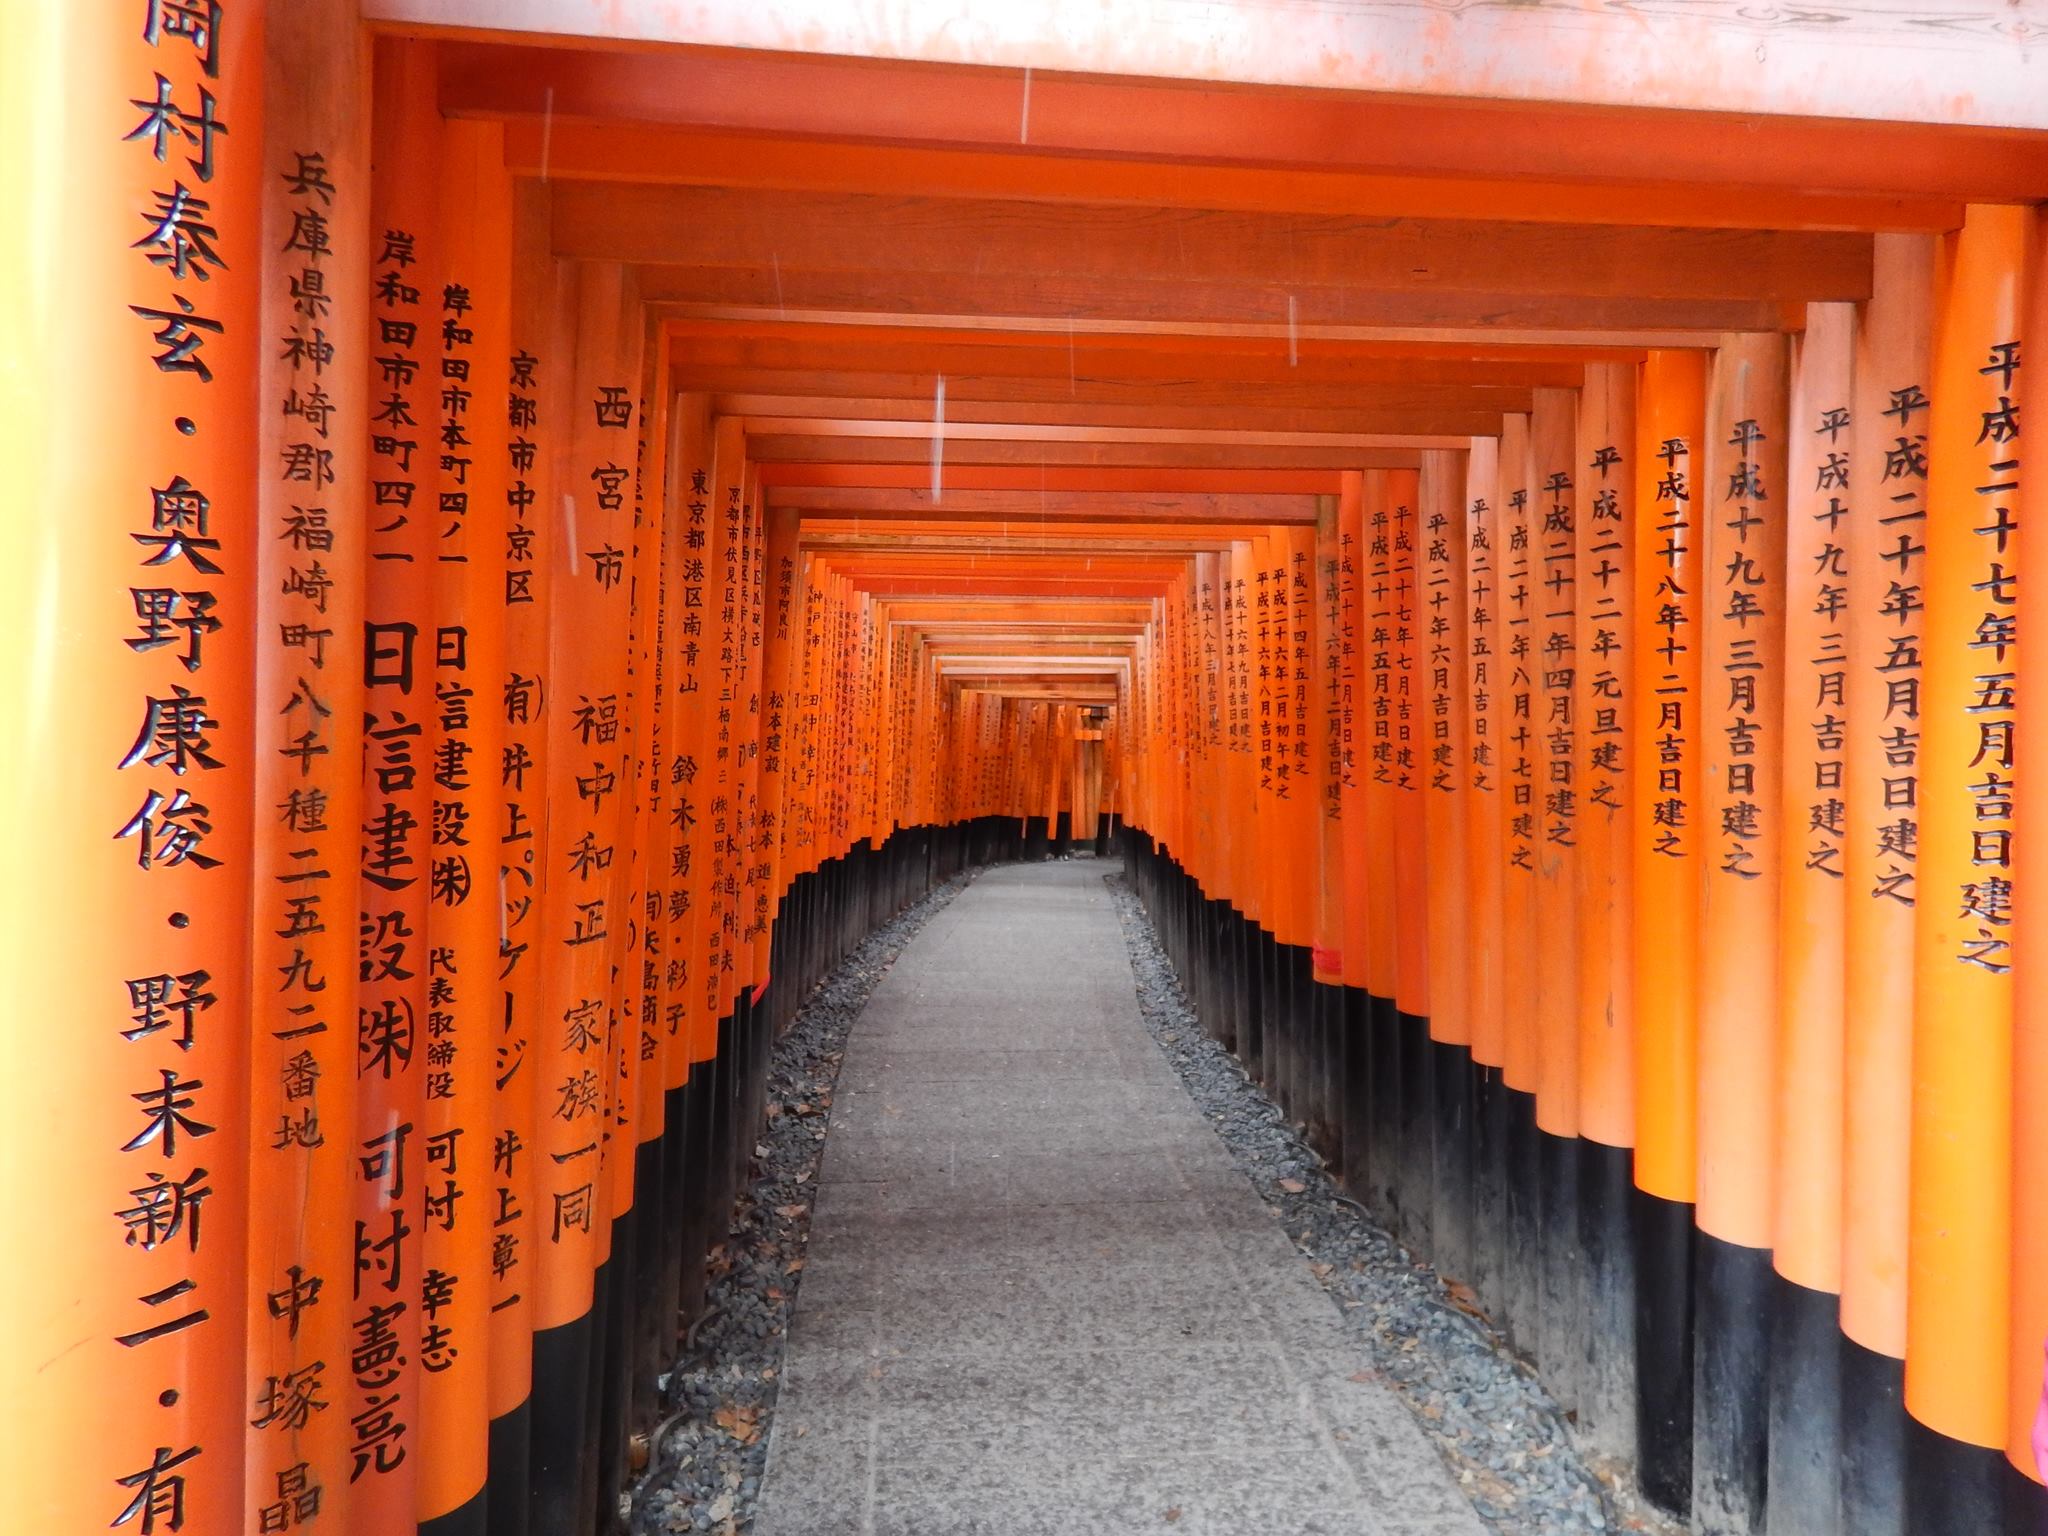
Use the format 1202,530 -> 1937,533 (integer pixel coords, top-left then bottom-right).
0,8 -> 263,1536
249,4 -> 368,1534
1767,299 -> 1855,1536
354,40 -> 444,1534
1461,440 -> 1512,1326
1419,450 -> 1473,1284
1840,232 -> 1936,1536
1631,349 -> 1707,1518
1575,361 -> 1641,1463
1314,494 -> 1350,1164
1694,330 -> 1790,1536
1530,386 -> 1585,1409
1497,414 -> 1541,1355
1336,473 -> 1375,1201
1908,202 -> 2036,1532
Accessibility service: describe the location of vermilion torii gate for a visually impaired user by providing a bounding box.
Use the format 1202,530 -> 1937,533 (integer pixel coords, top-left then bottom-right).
4,4 -> 2048,1535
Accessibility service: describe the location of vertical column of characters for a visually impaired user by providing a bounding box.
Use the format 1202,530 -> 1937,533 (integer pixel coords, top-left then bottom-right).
596,276 -> 648,1245
791,548 -> 824,890
1317,500 -> 1348,990
1226,541 -> 1258,933
0,4 -> 261,1532
1421,452 -> 1468,1045
1286,526 -> 1320,959
1390,477 -> 1429,1018
1497,420 -> 1538,1100
1463,444 -> 1508,1075
692,421 -> 741,1081
491,181 -> 562,1452
2009,211 -> 2048,1490
665,399 -> 714,1078
704,436 -> 745,1024
622,331 -> 673,1223
1906,204 -> 2030,1483
1337,479 -> 1371,1003
701,424 -> 744,1028
1773,305 -> 1854,1319
733,477 -> 770,1001
1363,477 -> 1400,1005
247,3 -> 365,1529
529,261 -> 629,1373
1632,353 -> 1706,1210
1574,367 -> 1636,1151
352,40 -> 443,1522
1841,237 -> 1933,1415
1531,392 -> 1580,1139
1196,553 -> 1232,910
1254,534 -> 1281,941
757,506 -> 804,989
412,117 -> 512,1526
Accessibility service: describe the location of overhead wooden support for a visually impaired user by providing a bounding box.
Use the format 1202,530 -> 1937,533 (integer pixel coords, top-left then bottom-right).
721,393 -> 1504,439
406,11 -> 2048,133
745,436 -> 1425,472
501,122 -> 1962,235
561,185 -> 1873,304
663,326 -> 1596,388
770,488 -> 1315,524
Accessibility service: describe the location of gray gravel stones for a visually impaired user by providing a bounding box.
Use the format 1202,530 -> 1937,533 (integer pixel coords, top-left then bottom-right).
1102,867 -> 1682,1536
627,869 -> 976,1536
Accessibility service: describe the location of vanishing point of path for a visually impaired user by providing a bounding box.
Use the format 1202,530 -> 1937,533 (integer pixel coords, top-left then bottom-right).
753,858 -> 1490,1536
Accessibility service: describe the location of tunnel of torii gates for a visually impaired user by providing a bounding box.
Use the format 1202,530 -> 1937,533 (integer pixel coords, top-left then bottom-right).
16,3 -> 2048,1536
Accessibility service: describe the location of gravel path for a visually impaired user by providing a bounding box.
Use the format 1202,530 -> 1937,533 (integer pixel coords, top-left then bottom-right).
1103,866 -> 1682,1536
627,868 -> 978,1536
625,854 -> 1679,1536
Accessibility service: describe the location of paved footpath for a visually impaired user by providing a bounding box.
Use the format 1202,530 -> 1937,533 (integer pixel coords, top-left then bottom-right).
756,858 -> 1489,1536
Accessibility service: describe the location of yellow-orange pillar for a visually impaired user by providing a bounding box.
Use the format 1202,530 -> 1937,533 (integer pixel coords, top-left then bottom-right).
0,7 -> 264,1532
247,2 -> 366,1528
1629,349 -> 1707,1514
1907,203 -> 2031,1497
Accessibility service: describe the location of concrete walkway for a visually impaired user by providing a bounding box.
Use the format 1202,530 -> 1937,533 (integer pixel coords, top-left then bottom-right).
755,859 -> 1489,1536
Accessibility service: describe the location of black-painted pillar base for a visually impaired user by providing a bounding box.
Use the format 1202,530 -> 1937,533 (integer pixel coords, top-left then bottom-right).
486,1399 -> 531,1536
1429,1040 -> 1473,1288
1536,1124 -> 1583,1412
1503,1085 -> 1541,1356
1633,1183 -> 1696,1520
1907,1416 -> 2045,1536
1765,1272 -> 1842,1536
1469,1064 -> 1508,1329
1841,1336 -> 1907,1536
1693,1233 -> 1771,1534
1340,986 -> 1371,1201
1578,1138 -> 1638,1463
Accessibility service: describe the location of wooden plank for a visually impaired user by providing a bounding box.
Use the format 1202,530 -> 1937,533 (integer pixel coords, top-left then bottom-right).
555,183 -> 1873,302
501,121 -> 1961,235
641,266 -> 1797,335
719,392 -> 1503,438
665,328 -> 1590,388
747,435 -> 1423,472
419,26 -> 2048,139
681,366 -> 1535,416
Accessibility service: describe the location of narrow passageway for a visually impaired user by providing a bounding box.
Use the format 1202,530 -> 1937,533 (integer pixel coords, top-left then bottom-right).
757,860 -> 1486,1536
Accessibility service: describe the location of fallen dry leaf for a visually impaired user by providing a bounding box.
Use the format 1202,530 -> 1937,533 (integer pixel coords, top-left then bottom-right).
1309,1262 -> 1333,1280
1162,1509 -> 1182,1524
786,1257 -> 806,1273
1278,1178 -> 1306,1194
775,1203 -> 809,1220
1348,1369 -> 1376,1384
